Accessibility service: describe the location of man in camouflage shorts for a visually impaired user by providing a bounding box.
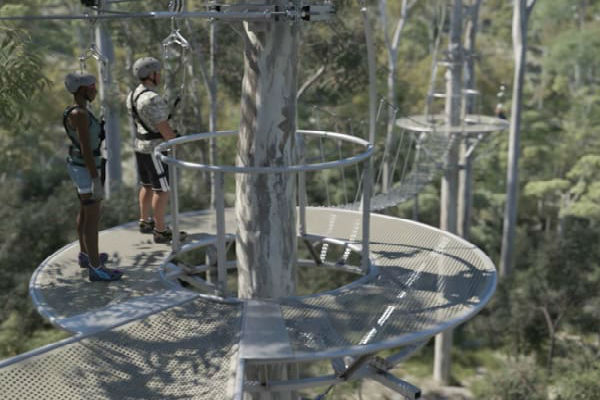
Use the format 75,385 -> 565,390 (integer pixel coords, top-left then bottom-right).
127,56 -> 184,244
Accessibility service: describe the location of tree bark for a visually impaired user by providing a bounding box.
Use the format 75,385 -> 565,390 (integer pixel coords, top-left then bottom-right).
434,0 -> 463,385
457,0 -> 482,240
236,5 -> 300,399
379,0 -> 415,193
236,3 -> 298,300
500,0 -> 537,278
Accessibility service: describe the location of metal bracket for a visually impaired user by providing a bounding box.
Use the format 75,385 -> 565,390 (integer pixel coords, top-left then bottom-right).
300,4 -> 336,21
303,237 -> 323,266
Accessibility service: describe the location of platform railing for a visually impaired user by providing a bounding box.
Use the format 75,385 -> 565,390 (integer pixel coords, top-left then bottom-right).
156,130 -> 374,296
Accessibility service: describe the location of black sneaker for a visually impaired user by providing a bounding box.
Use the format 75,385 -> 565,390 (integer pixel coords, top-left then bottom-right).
139,219 -> 155,234
153,228 -> 188,244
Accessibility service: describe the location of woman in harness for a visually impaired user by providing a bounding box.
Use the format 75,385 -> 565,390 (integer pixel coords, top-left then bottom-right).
64,71 -> 122,281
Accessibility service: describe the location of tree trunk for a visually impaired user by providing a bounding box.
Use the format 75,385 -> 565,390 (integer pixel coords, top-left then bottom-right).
236,6 -> 298,301
500,0 -> 537,278
379,0 -> 414,193
457,0 -> 482,240
236,6 -> 300,399
434,0 -> 463,385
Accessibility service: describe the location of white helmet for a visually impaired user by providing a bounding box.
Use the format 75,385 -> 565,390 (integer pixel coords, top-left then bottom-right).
133,57 -> 161,80
64,71 -> 96,94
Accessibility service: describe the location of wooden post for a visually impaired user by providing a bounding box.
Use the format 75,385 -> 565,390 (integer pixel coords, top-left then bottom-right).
434,0 -> 463,385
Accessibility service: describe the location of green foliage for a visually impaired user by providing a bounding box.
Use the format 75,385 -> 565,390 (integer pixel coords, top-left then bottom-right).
472,357 -> 547,400
0,3 -> 599,399
0,27 -> 49,123
524,179 -> 570,198
554,369 -> 600,400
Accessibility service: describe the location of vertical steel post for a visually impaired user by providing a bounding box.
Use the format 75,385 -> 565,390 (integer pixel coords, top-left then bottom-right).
95,10 -> 122,197
215,170 -> 227,294
169,146 -> 181,253
361,156 -> 372,273
297,133 -> 307,236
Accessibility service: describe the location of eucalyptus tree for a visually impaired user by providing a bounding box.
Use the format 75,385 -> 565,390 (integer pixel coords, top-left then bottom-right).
377,0 -> 417,193
457,0 -> 482,240
500,0 -> 538,278
235,1 -> 301,398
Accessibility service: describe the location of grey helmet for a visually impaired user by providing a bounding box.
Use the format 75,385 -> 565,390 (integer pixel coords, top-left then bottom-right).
133,56 -> 161,80
64,71 -> 96,94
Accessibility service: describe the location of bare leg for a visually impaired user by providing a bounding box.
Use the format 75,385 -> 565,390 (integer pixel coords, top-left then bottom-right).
80,194 -> 102,267
77,206 -> 86,255
152,190 -> 169,231
139,185 -> 153,221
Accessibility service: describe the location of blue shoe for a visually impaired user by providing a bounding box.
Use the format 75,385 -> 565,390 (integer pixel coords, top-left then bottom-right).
79,252 -> 109,268
88,266 -> 123,282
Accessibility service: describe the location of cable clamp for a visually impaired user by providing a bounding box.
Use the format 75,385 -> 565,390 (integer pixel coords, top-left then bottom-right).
300,3 -> 336,21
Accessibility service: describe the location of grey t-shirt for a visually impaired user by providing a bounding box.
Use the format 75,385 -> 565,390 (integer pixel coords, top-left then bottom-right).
127,83 -> 169,154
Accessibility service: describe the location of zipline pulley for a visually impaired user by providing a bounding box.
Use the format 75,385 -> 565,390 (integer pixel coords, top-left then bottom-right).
162,0 -> 191,124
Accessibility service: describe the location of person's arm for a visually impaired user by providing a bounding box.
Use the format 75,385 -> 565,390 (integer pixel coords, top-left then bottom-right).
71,109 -> 98,178
155,120 -> 177,141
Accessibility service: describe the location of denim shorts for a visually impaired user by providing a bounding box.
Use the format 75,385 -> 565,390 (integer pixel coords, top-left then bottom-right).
67,162 -> 102,194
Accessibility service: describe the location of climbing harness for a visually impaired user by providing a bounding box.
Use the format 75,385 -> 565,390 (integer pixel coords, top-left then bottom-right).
129,89 -> 164,140
63,106 -> 105,166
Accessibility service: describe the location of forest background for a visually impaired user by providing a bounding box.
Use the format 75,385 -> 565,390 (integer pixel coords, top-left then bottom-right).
1,0 -> 600,398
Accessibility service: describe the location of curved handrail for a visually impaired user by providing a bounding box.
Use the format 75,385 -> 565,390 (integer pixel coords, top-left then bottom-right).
155,130 -> 374,174
154,129 -> 375,295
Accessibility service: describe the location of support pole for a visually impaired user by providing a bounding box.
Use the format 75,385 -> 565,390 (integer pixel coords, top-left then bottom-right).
169,146 -> 181,253
95,9 -> 121,197
215,171 -> 227,294
209,7 -> 219,208
434,0 -> 463,385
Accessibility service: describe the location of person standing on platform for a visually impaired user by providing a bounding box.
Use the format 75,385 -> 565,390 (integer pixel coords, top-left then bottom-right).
127,57 -> 186,244
63,71 -> 122,281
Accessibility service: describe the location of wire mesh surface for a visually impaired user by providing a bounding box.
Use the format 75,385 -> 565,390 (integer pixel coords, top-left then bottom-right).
0,298 -> 242,400
396,114 -> 508,134
278,207 -> 496,359
31,212 -> 235,323
12,206 -> 496,397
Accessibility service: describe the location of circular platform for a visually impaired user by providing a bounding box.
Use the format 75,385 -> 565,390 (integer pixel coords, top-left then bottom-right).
1,207 -> 496,399
29,207 -> 496,345
396,114 -> 508,135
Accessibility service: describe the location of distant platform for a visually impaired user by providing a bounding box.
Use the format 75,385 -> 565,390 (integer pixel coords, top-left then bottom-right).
396,114 -> 509,134
1,207 -> 496,399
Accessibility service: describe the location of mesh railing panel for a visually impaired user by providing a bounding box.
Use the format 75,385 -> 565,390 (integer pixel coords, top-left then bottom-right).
0,298 -> 242,400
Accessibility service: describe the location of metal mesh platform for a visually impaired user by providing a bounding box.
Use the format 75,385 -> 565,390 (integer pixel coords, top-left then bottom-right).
0,297 -> 242,400
30,212 -> 236,333
274,208 -> 495,361
396,114 -> 508,134
2,207 -> 496,398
